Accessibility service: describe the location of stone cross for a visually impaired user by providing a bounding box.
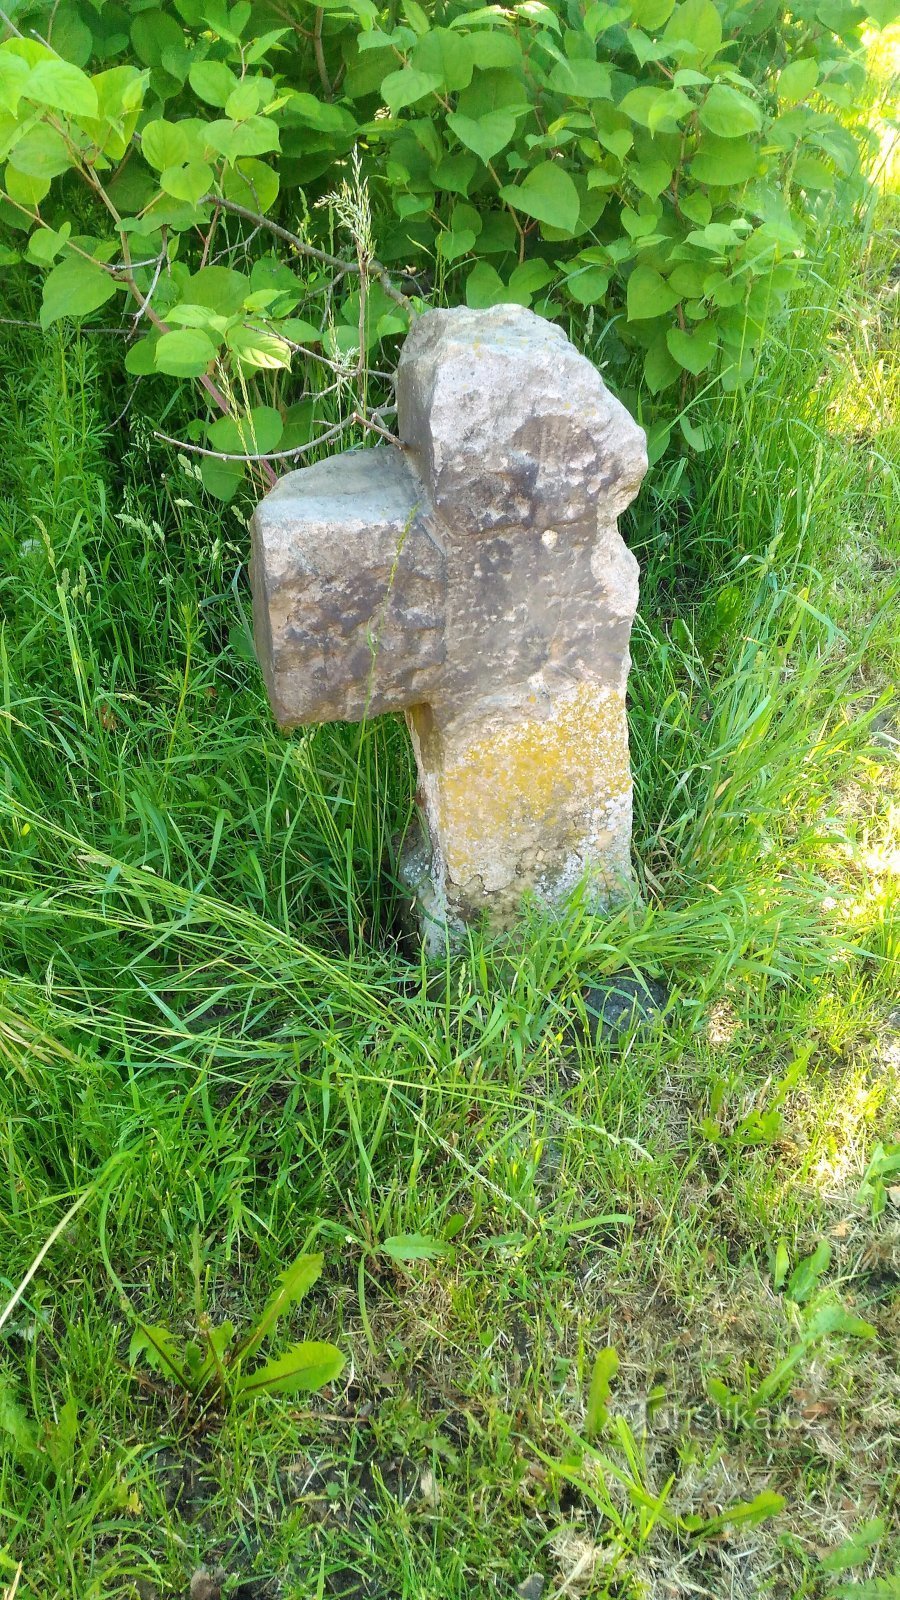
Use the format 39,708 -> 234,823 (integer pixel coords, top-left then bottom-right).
250,304 -> 648,950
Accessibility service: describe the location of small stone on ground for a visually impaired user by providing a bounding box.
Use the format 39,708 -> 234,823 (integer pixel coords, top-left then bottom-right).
582,974 -> 669,1044
516,1576 -> 545,1600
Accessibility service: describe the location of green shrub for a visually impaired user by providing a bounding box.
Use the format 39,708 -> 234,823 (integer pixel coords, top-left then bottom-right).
0,0 -> 894,490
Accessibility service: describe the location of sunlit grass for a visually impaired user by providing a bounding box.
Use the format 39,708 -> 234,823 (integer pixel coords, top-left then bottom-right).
0,58 -> 898,1600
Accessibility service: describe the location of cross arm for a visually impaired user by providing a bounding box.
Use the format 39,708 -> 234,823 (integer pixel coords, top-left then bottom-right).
250,446 -> 446,727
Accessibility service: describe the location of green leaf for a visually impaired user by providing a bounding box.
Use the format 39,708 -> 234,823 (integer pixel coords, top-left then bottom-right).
381,1234 -> 448,1262
288,91 -> 355,134
26,57 -> 98,118
666,319 -> 719,373
204,0 -> 253,42
166,304 -> 231,333
793,153 -> 834,191
466,260 -> 506,307
786,1239 -> 830,1304
206,115 -> 279,161
26,220 -> 71,266
5,166 -> 51,206
455,65 -> 526,119
189,58 -> 238,106
507,258 -> 556,302
805,1302 -> 875,1340
679,190 -> 711,223
619,85 -> 661,126
706,1375 -> 744,1413
649,85 -> 693,131
411,27 -> 475,92
691,133 -> 757,184
193,1319 -> 235,1387
631,156 -> 673,196
40,255 -> 116,329
584,0 -> 633,31
175,265 -> 244,316
200,453 -> 244,500
500,161 -> 580,232
0,1382 -> 38,1458
820,1519 -> 886,1574
548,59 -> 612,99
8,123 -> 72,179
585,1346 -> 619,1438
233,1250 -> 321,1359
222,157 -> 279,213
402,0 -> 429,28
468,32 -> 523,68
699,84 -> 761,136
154,327 -> 217,376
227,326 -> 292,369
0,51 -> 30,114
226,80 -> 264,120
447,109 -> 516,164
643,333 -> 681,391
566,263 -> 611,304
776,57 -> 819,105
128,1322 -> 190,1384
235,1340 -> 345,1397
664,0 -> 723,62
125,333 -> 159,375
381,67 -> 442,113
131,8 -> 185,67
141,118 -> 189,170
631,0 -> 676,24
831,1576 -> 900,1600
627,264 -> 680,319
161,160 -> 213,203
438,226 -> 477,263
693,1489 -> 786,1536
281,317 -> 322,344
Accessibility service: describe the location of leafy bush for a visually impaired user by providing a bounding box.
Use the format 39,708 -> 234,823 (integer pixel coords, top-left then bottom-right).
0,0 -> 894,489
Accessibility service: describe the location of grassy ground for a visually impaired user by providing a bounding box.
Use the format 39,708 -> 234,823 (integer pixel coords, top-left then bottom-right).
1,100 -> 898,1600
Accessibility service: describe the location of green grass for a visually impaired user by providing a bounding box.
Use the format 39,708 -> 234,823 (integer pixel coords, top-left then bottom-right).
1,163 -> 898,1600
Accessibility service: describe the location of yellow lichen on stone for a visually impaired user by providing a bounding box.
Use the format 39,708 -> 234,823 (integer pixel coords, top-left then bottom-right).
433,683 -> 631,887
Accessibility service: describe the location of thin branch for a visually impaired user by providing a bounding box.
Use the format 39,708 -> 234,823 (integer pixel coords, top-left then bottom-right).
0,316 -> 133,334
154,419 -> 348,462
313,7 -> 332,97
198,194 -> 417,317
132,231 -> 167,327
153,410 -> 399,465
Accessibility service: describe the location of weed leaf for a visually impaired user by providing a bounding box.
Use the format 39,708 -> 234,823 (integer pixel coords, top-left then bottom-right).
129,1323 -> 190,1386
235,1340 -> 345,1397
820,1518 -> 886,1573
585,1346 -> 619,1438
695,1489 -> 786,1534
0,1382 -> 38,1457
831,1578 -> 900,1600
381,1234 -> 449,1262
234,1252 -> 323,1360
786,1239 -> 831,1303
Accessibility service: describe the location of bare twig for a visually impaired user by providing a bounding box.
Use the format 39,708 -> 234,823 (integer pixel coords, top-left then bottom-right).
198,194 -> 417,317
153,409 -> 399,465
0,316 -> 133,334
132,230 -> 167,327
313,7 -> 332,97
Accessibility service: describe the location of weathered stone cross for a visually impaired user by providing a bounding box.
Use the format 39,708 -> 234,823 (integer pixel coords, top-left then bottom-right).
251,304 -> 648,950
